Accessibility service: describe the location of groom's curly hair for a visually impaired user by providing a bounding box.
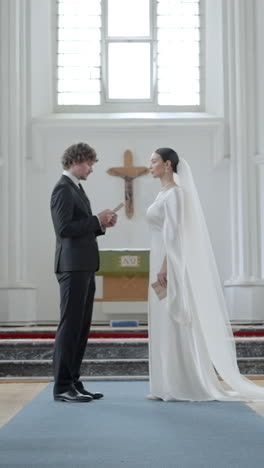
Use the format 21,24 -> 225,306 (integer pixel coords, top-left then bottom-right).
61,142 -> 98,169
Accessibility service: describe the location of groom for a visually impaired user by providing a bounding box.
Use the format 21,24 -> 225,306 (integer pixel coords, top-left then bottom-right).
50,142 -> 117,402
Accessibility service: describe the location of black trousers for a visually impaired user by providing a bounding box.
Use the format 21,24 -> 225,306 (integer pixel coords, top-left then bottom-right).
53,271 -> 95,394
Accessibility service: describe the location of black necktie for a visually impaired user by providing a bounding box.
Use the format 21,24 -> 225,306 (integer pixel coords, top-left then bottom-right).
78,183 -> 86,196
78,183 -> 91,209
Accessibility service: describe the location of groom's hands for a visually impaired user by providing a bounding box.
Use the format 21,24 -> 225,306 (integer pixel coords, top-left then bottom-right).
97,209 -> 118,228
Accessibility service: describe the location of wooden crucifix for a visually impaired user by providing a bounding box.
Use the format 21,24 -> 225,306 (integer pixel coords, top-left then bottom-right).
107,150 -> 149,218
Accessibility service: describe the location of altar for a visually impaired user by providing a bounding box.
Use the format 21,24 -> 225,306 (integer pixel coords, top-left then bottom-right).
93,249 -> 149,323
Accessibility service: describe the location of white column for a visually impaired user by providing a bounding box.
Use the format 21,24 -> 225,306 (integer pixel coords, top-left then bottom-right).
255,0 -> 264,281
0,0 -> 36,324
223,0 -> 264,320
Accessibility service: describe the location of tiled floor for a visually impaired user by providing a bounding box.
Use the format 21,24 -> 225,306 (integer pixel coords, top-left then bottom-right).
1,380 -> 264,429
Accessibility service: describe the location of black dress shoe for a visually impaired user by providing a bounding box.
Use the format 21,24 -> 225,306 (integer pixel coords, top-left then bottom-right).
54,388 -> 93,403
74,382 -> 104,400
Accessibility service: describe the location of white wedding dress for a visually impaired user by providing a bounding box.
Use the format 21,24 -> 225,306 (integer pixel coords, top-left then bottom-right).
147,170 -> 264,401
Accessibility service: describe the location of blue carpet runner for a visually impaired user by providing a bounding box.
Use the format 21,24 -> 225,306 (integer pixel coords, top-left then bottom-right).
0,381 -> 264,467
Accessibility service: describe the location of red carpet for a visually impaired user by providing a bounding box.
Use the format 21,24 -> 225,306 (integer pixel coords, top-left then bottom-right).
0,330 -> 264,339
0,331 -> 148,339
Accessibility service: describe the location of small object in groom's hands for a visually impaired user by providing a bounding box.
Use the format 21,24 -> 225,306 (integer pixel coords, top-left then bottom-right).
151,281 -> 167,300
112,202 -> 124,213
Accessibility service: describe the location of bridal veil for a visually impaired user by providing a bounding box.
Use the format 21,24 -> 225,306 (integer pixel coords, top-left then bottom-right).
175,158 -> 264,400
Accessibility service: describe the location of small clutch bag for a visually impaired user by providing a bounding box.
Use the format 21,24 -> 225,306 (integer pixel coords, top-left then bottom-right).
151,281 -> 167,300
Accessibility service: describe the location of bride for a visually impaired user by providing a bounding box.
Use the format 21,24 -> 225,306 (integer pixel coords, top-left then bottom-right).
147,147 -> 264,401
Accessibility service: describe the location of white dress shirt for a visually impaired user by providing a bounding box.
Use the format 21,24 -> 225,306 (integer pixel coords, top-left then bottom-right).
62,170 -> 79,186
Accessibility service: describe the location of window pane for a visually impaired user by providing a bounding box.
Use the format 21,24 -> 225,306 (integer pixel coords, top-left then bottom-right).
158,92 -> 200,105
58,67 -> 100,80
58,15 -> 101,28
56,0 -> 202,108
58,79 -> 100,93
108,43 -> 151,99
58,52 -> 100,67
157,0 -> 200,106
58,41 -> 100,55
58,28 -> 100,41
108,0 -> 150,37
158,28 -> 200,42
157,0 -> 199,16
57,0 -> 101,106
58,0 -> 101,16
158,77 -> 200,93
58,93 -> 100,105
158,66 -> 199,81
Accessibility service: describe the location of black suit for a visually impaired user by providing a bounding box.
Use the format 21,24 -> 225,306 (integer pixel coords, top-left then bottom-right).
50,175 -> 104,394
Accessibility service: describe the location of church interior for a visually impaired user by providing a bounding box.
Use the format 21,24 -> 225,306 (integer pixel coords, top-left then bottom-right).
1,0 -> 264,466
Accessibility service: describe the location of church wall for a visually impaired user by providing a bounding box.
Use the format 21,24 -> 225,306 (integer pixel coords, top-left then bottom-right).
27,119 -> 230,322
3,0 -> 264,323
24,0 -> 232,323
255,0 -> 264,278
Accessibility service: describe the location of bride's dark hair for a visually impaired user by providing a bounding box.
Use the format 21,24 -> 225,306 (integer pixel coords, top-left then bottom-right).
155,147 -> 179,173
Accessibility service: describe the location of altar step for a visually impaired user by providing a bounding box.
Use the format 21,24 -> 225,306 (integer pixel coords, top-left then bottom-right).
1,322 -> 264,339
1,337 -> 264,378
0,339 -> 148,378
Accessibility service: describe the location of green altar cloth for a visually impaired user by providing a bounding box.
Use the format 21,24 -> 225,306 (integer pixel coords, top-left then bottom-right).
97,249 -> 149,276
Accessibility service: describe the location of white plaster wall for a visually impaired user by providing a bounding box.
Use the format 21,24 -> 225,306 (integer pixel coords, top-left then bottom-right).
27,120 -> 231,322
2,0 -> 248,323
256,0 -> 264,155
255,0 -> 264,277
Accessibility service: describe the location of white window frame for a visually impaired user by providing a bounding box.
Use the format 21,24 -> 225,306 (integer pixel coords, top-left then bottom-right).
54,0 -> 205,113
103,0 -> 155,104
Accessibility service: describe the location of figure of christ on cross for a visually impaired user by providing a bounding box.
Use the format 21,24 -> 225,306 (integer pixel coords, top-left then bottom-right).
107,150 -> 149,218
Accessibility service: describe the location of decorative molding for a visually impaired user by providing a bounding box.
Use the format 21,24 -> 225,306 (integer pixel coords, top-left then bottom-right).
0,0 -> 9,278
224,279 -> 264,287
0,0 -> 33,287
30,114 -> 226,169
256,162 -> 264,277
31,113 -> 224,128
223,0 -> 260,282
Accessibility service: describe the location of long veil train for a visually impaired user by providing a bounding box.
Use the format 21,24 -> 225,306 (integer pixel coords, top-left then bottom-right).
175,158 -> 264,400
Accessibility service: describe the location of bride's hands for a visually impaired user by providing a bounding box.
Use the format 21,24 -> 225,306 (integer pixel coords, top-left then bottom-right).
157,257 -> 167,288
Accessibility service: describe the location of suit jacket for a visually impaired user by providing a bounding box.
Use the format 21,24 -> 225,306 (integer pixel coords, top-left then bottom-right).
50,175 -> 105,273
